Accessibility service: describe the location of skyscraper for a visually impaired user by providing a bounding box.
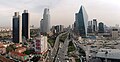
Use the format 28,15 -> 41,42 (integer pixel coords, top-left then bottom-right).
22,10 -> 30,39
40,19 -> 44,33
59,25 -> 64,32
88,21 -> 93,33
98,22 -> 104,33
75,5 -> 88,37
93,19 -> 97,32
40,8 -> 50,33
13,12 -> 22,43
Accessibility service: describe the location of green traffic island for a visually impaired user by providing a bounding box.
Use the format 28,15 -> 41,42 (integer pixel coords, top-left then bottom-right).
59,33 -> 67,43
47,33 -> 59,47
67,40 -> 76,56
78,48 -> 86,56
68,41 -> 76,53
47,33 -> 67,48
23,49 -> 35,55
67,41 -> 80,61
75,59 -> 81,62
48,38 -> 55,47
6,45 -> 16,53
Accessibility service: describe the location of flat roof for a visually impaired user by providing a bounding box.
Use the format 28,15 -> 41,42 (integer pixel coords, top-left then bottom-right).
0,56 -> 14,62
96,49 -> 120,59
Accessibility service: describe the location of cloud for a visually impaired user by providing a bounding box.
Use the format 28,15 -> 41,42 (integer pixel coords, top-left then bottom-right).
0,0 -> 62,13
0,0 -> 62,27
1,0 -> 120,27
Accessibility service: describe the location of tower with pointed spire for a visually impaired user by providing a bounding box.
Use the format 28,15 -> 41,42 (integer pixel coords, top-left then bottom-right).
75,5 -> 88,37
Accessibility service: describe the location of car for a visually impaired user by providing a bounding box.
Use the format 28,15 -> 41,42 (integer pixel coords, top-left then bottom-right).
9,57 -> 13,59
65,55 -> 67,56
66,60 -> 69,62
59,61 -> 61,62
48,49 -> 51,51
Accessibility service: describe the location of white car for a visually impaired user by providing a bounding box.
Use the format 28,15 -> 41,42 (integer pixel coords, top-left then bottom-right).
66,60 -> 69,62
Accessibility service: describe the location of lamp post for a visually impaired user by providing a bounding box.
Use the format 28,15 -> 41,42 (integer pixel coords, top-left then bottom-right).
105,51 -> 108,62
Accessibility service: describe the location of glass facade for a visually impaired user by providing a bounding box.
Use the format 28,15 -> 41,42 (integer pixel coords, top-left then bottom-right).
22,10 -> 30,39
13,12 -> 22,43
75,6 -> 88,37
98,22 -> 104,33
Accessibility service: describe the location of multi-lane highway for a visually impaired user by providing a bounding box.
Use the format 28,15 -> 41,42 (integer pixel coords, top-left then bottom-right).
48,32 -> 68,62
55,37 -> 70,62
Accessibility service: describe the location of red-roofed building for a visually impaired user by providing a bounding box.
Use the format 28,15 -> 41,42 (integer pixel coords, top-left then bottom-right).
9,51 -> 28,61
0,46 -> 6,54
0,43 -> 3,47
14,43 -> 22,48
15,47 -> 26,53
0,56 -> 14,62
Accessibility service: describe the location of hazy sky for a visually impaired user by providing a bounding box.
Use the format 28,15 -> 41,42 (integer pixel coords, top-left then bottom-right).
0,0 -> 120,27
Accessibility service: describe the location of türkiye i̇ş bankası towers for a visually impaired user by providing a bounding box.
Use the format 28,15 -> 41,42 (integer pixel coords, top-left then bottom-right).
74,5 -> 88,37
13,10 -> 30,43
13,12 -> 22,43
22,10 -> 30,39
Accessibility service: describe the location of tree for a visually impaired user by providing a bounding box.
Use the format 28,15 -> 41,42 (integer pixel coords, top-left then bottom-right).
6,45 -> 15,53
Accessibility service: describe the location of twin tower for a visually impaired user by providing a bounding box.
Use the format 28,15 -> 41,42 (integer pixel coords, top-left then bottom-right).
13,10 -> 30,43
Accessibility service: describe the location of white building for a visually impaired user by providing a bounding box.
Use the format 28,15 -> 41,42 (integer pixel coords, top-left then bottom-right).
96,48 -> 120,59
34,35 -> 48,54
112,28 -> 119,39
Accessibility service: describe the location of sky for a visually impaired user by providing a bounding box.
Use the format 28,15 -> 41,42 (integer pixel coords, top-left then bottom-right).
0,0 -> 120,28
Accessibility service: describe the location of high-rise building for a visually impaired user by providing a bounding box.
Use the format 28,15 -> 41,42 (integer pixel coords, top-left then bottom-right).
34,35 -> 48,54
88,21 -> 93,33
40,19 -> 44,33
98,22 -> 104,33
51,26 -> 56,34
60,25 -> 64,32
93,19 -> 97,32
40,8 -> 50,33
51,25 -> 64,34
22,10 -> 30,39
112,28 -> 119,39
74,21 -> 77,33
13,12 -> 22,43
88,21 -> 92,26
75,5 -> 88,37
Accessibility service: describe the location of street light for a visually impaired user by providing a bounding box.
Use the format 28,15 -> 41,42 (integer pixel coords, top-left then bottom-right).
105,51 -> 108,62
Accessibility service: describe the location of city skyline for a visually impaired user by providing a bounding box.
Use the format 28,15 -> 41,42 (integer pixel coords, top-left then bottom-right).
1,0 -> 120,62
0,0 -> 120,27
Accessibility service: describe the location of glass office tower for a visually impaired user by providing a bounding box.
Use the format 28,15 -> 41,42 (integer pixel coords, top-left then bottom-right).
98,22 -> 104,33
13,12 -> 22,43
22,10 -> 30,39
75,6 -> 88,37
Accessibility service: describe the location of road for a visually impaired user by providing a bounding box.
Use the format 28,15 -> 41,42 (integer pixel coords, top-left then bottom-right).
48,32 -> 68,62
55,37 -> 70,62
89,58 -> 102,62
44,43 -> 52,62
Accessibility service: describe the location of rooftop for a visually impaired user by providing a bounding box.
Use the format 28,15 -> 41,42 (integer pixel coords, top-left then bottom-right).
96,48 -> 120,59
10,51 -> 27,56
0,46 -> 5,48
0,56 -> 14,62
16,47 -> 26,50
